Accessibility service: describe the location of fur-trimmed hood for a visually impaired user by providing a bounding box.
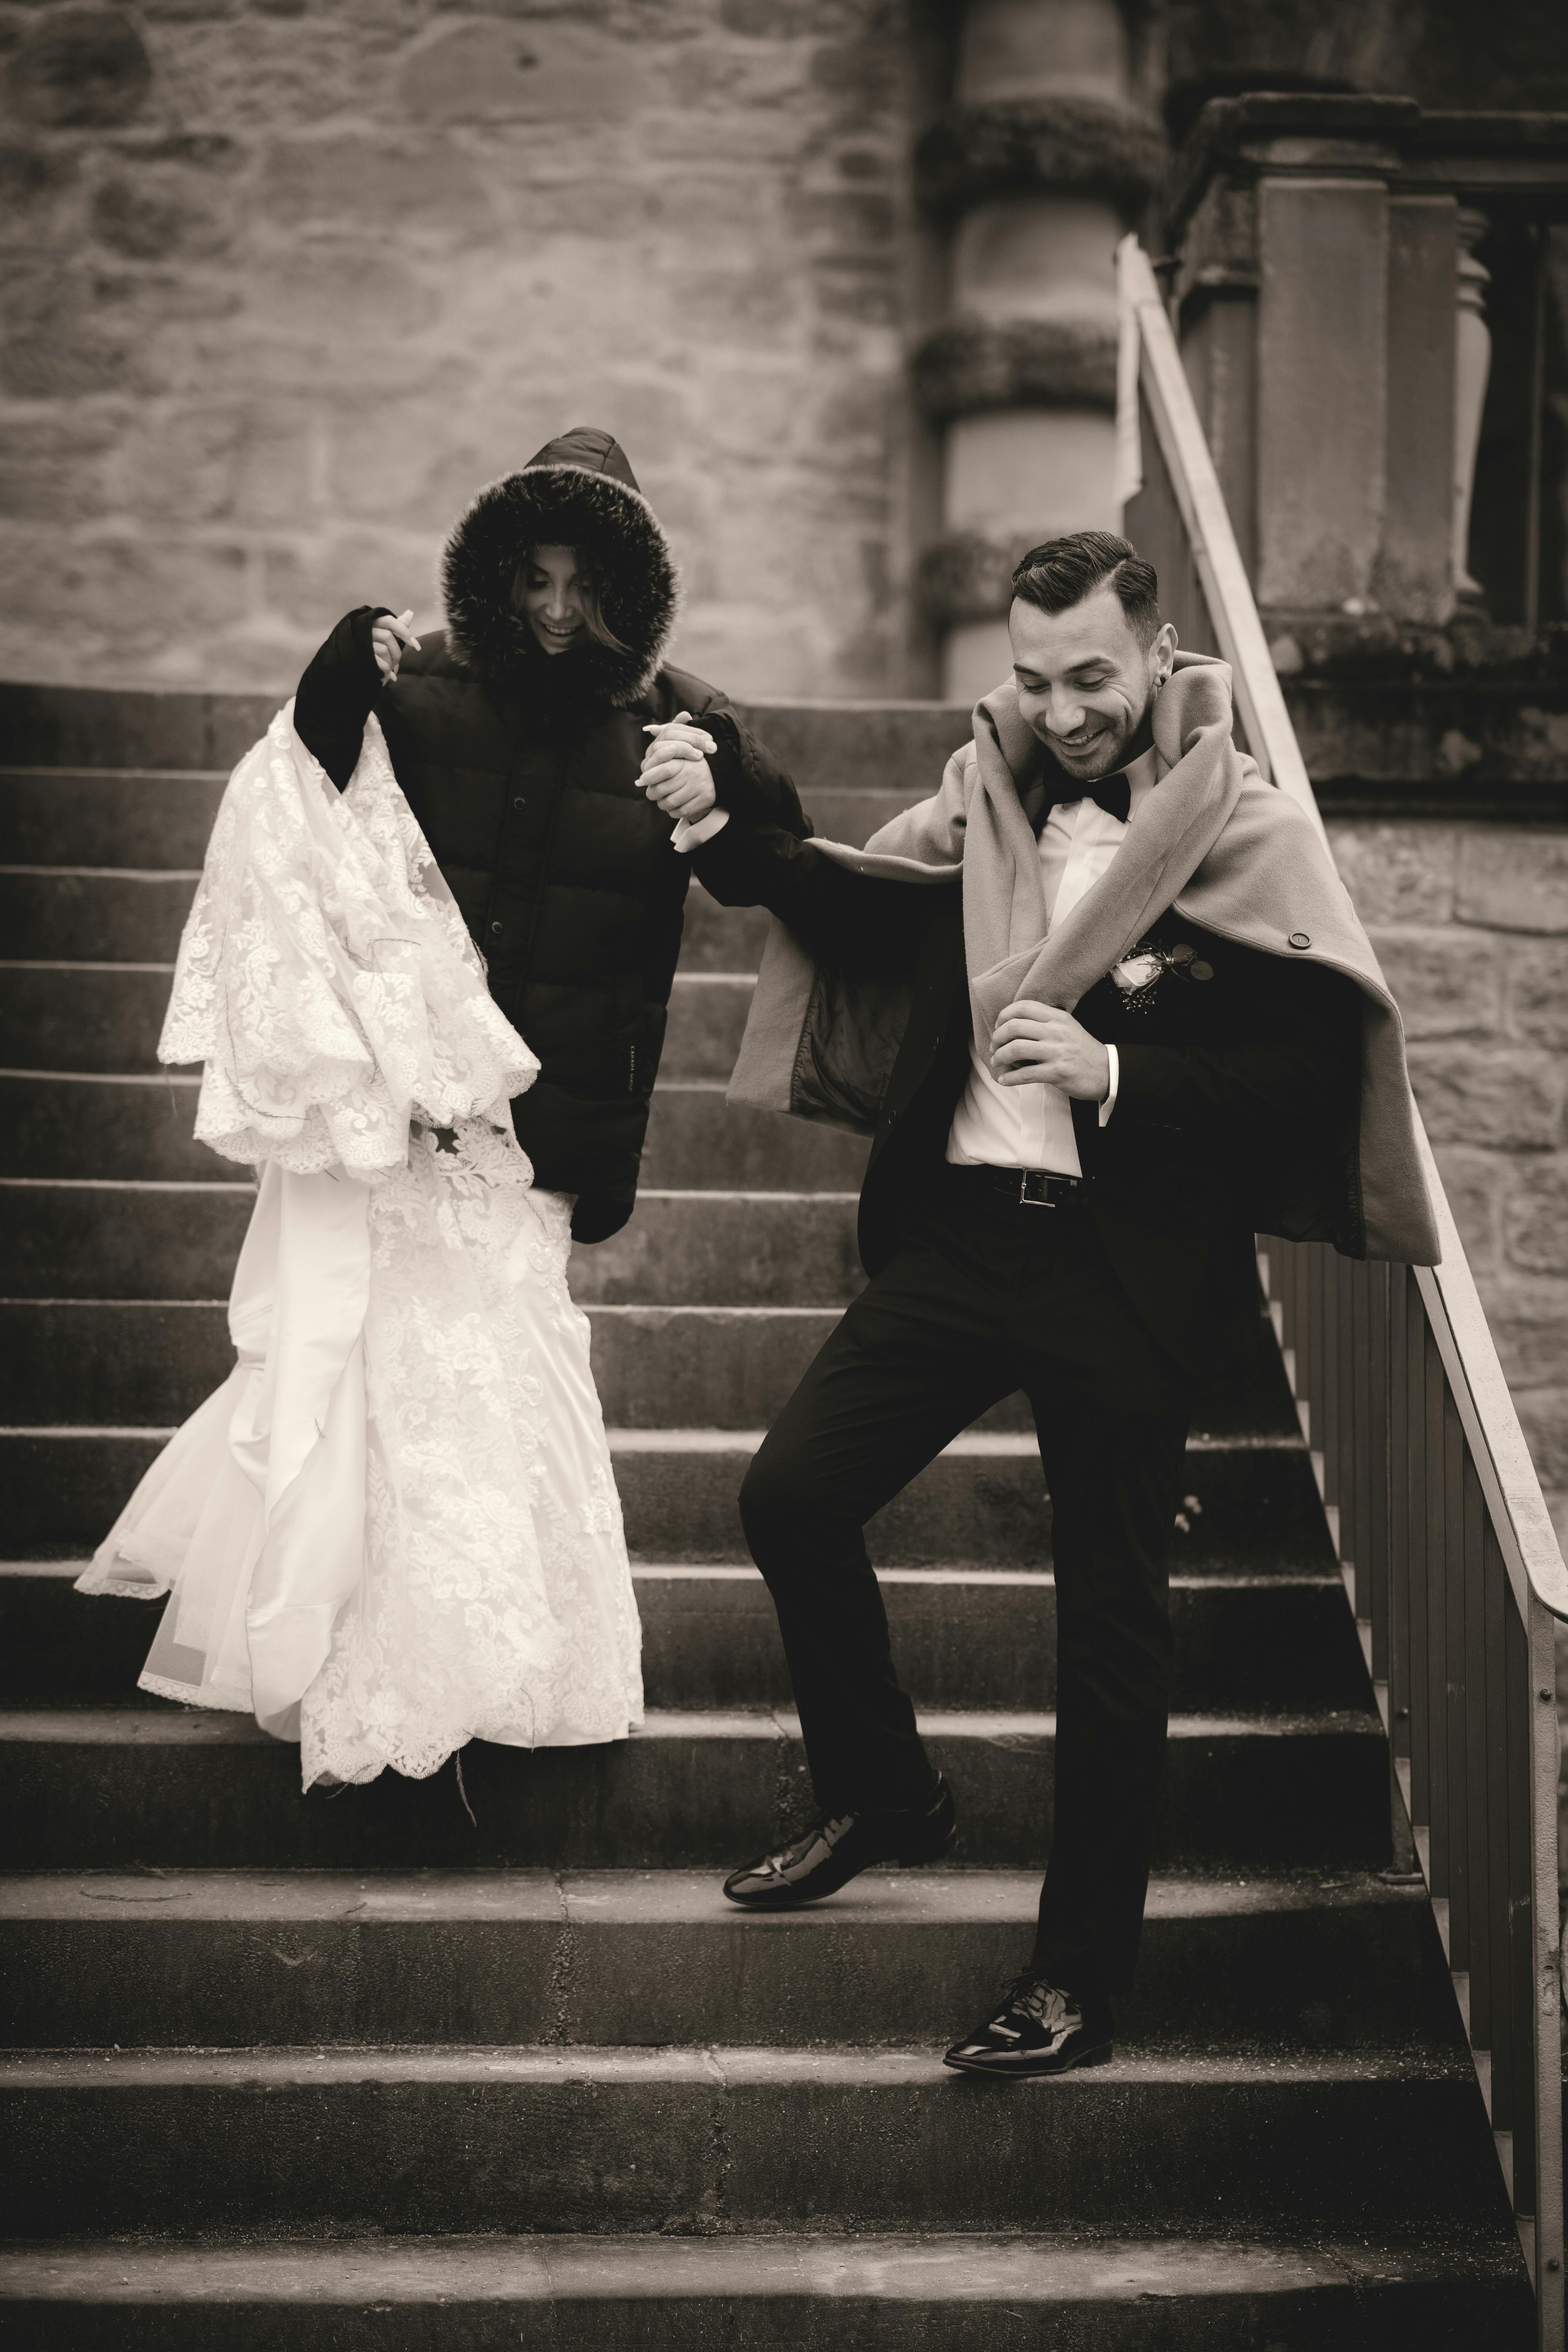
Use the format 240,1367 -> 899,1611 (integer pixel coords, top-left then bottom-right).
442,427 -> 679,706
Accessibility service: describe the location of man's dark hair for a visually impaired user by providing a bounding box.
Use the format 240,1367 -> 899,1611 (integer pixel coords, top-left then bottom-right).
1011,531 -> 1161,646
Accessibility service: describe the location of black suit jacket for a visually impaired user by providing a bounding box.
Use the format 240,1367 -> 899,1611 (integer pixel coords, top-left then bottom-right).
699,818 -> 1363,1372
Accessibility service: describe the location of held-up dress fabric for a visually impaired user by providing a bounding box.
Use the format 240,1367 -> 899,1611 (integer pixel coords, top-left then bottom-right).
76,705 -> 643,1789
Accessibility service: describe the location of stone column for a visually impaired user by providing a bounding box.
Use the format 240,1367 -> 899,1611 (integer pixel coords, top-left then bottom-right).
1452,207 -> 1493,604
911,0 -> 1161,704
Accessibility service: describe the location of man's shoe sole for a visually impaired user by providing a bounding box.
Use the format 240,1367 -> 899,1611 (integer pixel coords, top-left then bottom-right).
941,2038 -> 1114,2080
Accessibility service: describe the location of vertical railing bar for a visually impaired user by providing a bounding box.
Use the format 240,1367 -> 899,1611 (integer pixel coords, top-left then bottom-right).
1368,1263 -> 1391,1685
1388,1265 -> 1412,1773
1338,1255 -> 1358,1570
1464,1450 -> 1494,2058
1445,1393 -> 1473,1980
1407,1278 -> 1433,1841
1528,1588 -> 1566,2339
1320,1249 -> 1340,1514
1426,1328 -> 1452,1911
1508,1590 -> 1540,2257
1486,1518 -> 1518,2143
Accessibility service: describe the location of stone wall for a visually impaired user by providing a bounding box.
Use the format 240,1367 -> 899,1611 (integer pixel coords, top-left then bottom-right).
1329,819 -> 1568,1526
0,0 -> 912,697
1328,816 -> 1568,1857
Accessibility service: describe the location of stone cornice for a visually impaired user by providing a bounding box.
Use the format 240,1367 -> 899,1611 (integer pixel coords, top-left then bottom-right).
911,317 -> 1117,424
1165,93 -> 1568,244
915,94 -> 1164,224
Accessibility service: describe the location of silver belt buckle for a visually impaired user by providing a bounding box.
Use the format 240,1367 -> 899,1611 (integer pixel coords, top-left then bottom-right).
1019,1171 -> 1056,1209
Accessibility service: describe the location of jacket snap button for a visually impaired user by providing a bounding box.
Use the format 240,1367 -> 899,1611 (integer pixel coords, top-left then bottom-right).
491,920 -> 503,935
514,795 -> 526,809
1288,931 -> 1311,950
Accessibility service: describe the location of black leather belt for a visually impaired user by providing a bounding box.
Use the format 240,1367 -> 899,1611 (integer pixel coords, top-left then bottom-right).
944,1164 -> 1089,1210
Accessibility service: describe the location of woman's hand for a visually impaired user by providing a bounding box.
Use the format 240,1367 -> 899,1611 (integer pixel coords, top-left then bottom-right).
990,1002 -> 1111,1099
371,608 -> 420,682
640,713 -> 717,823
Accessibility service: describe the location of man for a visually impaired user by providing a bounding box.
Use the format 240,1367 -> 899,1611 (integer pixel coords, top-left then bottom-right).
669,530 -> 1436,2080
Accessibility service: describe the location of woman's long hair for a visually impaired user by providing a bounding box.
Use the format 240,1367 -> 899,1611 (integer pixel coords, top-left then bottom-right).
515,547 -> 630,655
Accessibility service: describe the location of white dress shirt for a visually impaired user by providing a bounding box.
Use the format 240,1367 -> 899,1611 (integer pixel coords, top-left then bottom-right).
946,744 -> 1161,1174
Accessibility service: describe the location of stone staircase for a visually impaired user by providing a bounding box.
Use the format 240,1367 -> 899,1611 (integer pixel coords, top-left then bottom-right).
0,684 -> 1536,2344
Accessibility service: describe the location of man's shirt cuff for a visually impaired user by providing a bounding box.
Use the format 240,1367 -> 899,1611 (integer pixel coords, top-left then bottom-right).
671,806 -> 730,853
1098,1042 -> 1119,1127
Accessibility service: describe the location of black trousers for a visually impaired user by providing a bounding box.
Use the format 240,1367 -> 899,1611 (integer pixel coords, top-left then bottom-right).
738,1172 -> 1192,1996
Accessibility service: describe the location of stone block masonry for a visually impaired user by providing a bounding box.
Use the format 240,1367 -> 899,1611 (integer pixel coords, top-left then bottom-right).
1330,821 -> 1568,1440
0,0 -> 913,696
1331,816 -> 1568,1850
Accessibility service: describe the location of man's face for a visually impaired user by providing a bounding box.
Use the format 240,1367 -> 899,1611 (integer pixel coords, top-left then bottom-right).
1009,585 -> 1175,781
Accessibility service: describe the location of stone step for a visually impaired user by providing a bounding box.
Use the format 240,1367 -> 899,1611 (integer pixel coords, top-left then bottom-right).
0,1183 -> 867,1306
0,685 -> 972,791
0,1706 -> 1389,1873
642,1085 -> 869,1191
0,965 -> 757,1080
0,1868 -> 1453,2054
0,768 -> 226,868
2,1562 -> 1371,1715
0,1428 -> 1336,1572
0,758 -> 909,877
0,1073 -> 871,1191
0,865 -> 775,978
0,2043 -> 1501,2240
0,1298 -> 1296,1439
0,2231 -> 1531,2352
0,866 -> 200,963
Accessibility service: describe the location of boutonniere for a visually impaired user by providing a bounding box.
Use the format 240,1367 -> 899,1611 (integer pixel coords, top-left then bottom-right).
1110,940 -> 1213,1013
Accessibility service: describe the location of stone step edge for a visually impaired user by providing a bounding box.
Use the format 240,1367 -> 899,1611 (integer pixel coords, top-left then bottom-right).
0,1706 -> 1384,1746
0,1866 -> 1416,1928
2,1559 -> 1340,1592
0,865 -> 205,880
0,1426 -> 1307,1458
0,1073 -> 733,1091
0,2230 -> 1522,2307
0,2045 -> 1468,2091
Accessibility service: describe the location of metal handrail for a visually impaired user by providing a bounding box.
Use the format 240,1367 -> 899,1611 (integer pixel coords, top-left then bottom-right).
1118,231 -> 1566,2342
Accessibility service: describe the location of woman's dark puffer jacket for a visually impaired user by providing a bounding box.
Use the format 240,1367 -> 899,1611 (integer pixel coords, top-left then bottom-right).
292,427 -> 804,1243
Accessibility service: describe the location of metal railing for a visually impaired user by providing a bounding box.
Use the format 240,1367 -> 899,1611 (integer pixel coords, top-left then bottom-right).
1119,232 -> 1568,2344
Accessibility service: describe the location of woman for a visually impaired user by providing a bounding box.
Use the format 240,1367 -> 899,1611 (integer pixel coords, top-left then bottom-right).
290,424 -> 802,1245
79,427 -> 802,1788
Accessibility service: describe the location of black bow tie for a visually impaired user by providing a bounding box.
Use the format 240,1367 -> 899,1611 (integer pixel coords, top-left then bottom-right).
1057,773 -> 1131,826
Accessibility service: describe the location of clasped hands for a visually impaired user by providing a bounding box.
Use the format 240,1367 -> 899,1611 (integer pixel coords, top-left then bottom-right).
990,1002 -> 1110,1101
638,713 -> 718,824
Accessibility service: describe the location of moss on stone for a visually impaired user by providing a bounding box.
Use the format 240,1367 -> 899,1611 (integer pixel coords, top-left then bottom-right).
915,93 -> 1164,223
911,317 -> 1117,424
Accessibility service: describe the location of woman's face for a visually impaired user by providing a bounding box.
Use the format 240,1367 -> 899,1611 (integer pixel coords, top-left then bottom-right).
514,544 -> 589,656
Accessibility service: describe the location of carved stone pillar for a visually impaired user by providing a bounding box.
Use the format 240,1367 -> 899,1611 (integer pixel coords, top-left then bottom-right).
1452,207 -> 1492,603
912,0 -> 1161,704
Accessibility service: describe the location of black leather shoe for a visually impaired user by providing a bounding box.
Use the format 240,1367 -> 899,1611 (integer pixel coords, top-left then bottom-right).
943,1972 -> 1114,2079
722,1775 -> 956,1909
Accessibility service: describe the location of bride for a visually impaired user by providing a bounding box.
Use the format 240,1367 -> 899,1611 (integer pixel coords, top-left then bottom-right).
79,426 -> 800,1788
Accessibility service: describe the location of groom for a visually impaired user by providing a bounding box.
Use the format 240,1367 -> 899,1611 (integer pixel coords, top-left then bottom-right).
669,530 -> 1434,2079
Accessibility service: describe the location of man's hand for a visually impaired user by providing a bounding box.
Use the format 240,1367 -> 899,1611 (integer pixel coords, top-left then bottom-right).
640,712 -> 717,824
990,1001 -> 1111,1100
371,608 -> 420,682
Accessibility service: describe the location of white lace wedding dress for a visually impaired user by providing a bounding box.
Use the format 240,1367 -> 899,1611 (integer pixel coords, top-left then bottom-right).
78,704 -> 643,1788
